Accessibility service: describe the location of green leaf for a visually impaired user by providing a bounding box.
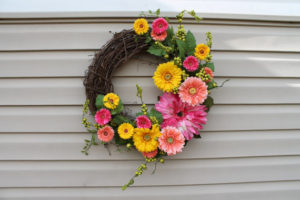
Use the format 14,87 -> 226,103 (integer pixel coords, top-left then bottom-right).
111,99 -> 123,115
149,108 -> 163,124
165,27 -> 174,46
111,114 -> 132,126
95,94 -> 105,109
147,45 -> 166,57
203,96 -> 214,112
206,62 -> 215,72
156,9 -> 160,16
186,30 -> 196,56
145,36 -> 152,43
176,39 -> 187,59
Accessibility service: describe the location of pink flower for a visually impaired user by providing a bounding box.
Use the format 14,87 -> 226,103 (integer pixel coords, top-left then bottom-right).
152,17 -> 168,34
151,30 -> 167,41
159,126 -> 185,156
204,67 -> 214,82
183,56 -> 199,72
95,108 -> 111,126
155,93 -> 207,140
142,149 -> 158,158
178,77 -> 208,106
136,115 -> 152,129
97,126 -> 114,143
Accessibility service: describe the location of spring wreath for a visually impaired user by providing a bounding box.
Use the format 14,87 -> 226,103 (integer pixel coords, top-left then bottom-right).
81,10 -> 221,190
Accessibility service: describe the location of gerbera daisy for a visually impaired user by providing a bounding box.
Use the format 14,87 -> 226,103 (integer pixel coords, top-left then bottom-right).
142,149 -> 158,158
178,77 -> 208,106
153,62 -> 182,92
151,30 -> 167,41
152,17 -> 168,34
183,56 -> 199,72
159,126 -> 185,156
97,126 -> 114,143
94,108 -> 111,126
136,115 -> 152,129
194,44 -> 210,60
118,123 -> 134,139
155,93 -> 207,140
133,18 -> 149,35
133,125 -> 161,153
204,67 -> 214,82
103,93 -> 120,109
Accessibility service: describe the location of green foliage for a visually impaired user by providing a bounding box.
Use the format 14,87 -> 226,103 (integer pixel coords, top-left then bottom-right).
95,94 -> 105,110
111,114 -> 132,127
165,27 -> 175,47
206,62 -> 215,72
147,45 -> 167,57
149,108 -> 163,124
207,80 -> 216,90
81,133 -> 98,155
176,39 -> 186,59
203,96 -> 214,112
186,30 -> 196,56
111,99 -> 124,115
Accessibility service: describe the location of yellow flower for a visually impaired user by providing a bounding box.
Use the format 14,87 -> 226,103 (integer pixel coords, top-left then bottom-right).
118,123 -> 134,139
103,93 -> 120,109
194,44 -> 210,60
133,18 -> 149,35
133,125 -> 161,153
153,62 -> 182,92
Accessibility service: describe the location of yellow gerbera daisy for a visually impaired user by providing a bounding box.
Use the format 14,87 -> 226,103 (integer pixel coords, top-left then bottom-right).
153,62 -> 182,92
133,18 -> 149,35
103,93 -> 120,109
133,125 -> 161,153
194,44 -> 210,60
118,123 -> 134,139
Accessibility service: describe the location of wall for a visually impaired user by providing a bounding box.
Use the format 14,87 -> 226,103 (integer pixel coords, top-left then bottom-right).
0,0 -> 300,199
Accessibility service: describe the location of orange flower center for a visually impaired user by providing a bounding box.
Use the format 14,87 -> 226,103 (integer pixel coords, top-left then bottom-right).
164,73 -> 172,81
124,129 -> 128,133
189,87 -> 197,95
188,61 -> 193,66
159,23 -> 163,28
200,49 -> 204,54
103,131 -> 108,136
167,137 -> 174,144
144,134 -> 151,141
109,98 -> 114,104
139,24 -> 144,28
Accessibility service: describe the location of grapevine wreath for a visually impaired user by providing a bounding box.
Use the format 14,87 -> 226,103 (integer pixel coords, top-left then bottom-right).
81,10 -> 224,190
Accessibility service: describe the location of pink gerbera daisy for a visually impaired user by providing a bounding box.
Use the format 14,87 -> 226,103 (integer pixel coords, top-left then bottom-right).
155,93 -> 207,140
178,77 -> 208,106
152,17 -> 168,34
95,108 -> 111,126
183,56 -> 199,72
97,126 -> 114,143
159,126 -> 185,156
142,149 -> 158,158
136,115 -> 152,129
151,30 -> 167,41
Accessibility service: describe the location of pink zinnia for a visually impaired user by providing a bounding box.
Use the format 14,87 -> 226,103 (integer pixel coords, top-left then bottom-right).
204,67 -> 214,82
178,77 -> 208,106
183,56 -> 199,72
95,108 -> 111,126
136,115 -> 152,129
159,126 -> 185,156
151,30 -> 167,41
155,93 -> 207,140
97,126 -> 114,143
142,149 -> 158,158
152,17 -> 168,34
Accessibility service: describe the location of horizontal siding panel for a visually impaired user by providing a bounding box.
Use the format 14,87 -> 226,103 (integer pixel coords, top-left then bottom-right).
1,181 -> 300,200
0,24 -> 299,51
1,51 -> 300,78
0,156 -> 299,187
0,130 -> 300,160
0,105 -> 299,132
1,77 -> 300,105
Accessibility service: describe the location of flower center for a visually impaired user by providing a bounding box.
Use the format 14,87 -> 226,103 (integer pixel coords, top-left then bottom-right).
159,23 -> 163,28
167,137 -> 174,144
189,87 -> 197,95
103,131 -> 108,136
124,129 -> 128,133
200,49 -> 204,54
109,98 -> 114,104
177,111 -> 183,117
139,24 -> 144,28
188,62 -> 193,66
141,120 -> 145,124
143,134 -> 151,141
164,73 -> 172,81
101,114 -> 105,119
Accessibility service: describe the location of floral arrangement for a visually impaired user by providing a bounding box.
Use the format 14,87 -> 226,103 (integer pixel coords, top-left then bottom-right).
81,10 -> 222,190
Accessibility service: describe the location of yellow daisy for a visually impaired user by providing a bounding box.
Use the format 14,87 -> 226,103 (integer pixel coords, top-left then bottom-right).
194,44 -> 210,60
118,123 -> 134,139
133,18 -> 149,35
133,125 -> 161,153
153,62 -> 182,92
103,93 -> 120,109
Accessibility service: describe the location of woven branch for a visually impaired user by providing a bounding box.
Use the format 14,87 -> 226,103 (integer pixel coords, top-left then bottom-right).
84,29 -> 149,113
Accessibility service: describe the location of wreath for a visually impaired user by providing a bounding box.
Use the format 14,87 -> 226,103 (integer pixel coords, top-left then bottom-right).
81,10 -> 222,190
